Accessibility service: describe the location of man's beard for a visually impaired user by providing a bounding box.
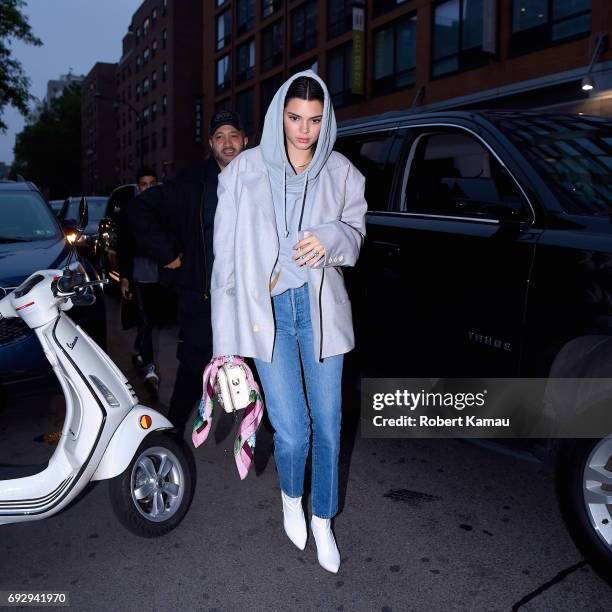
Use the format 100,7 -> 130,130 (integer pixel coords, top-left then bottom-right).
213,148 -> 236,168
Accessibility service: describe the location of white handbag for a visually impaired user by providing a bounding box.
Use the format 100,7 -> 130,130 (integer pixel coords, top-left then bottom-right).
216,363 -> 251,413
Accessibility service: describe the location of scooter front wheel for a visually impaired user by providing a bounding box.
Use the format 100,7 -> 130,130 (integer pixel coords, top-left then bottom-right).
109,433 -> 195,537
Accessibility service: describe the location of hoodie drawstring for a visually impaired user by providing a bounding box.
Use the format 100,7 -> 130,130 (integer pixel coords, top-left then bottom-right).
283,165 -> 309,238
297,170 -> 308,232
283,165 -> 288,237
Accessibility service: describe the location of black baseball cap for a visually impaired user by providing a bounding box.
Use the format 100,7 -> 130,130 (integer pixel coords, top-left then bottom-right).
209,110 -> 244,136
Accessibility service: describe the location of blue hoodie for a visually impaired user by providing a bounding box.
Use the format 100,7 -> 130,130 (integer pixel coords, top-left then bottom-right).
259,70 -> 338,297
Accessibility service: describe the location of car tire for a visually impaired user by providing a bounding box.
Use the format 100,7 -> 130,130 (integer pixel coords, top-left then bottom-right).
108,432 -> 196,538
556,437 -> 612,585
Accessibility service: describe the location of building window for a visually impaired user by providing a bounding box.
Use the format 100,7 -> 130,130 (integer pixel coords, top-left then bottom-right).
136,27 -> 141,41
144,47 -> 150,63
152,39 -> 157,56
162,95 -> 167,115
136,84 -> 141,101
136,56 -> 142,72
152,8 -> 157,23
261,72 -> 284,126
217,54 -> 231,91
373,14 -> 417,95
262,0 -> 282,19
510,0 -> 591,56
327,42 -> 353,108
328,0 -> 353,40
143,17 -> 150,36
163,0 -> 167,15
152,71 -> 157,89
143,106 -> 150,124
162,29 -> 167,49
237,0 -> 255,34
143,77 -> 150,93
373,0 -> 409,18
262,20 -> 284,72
152,102 -> 157,120
237,39 -> 256,81
217,0 -> 227,6
292,1 -> 318,56
217,9 -> 232,50
236,87 -> 254,134
215,97 -> 231,113
162,127 -> 167,148
432,0 -> 489,78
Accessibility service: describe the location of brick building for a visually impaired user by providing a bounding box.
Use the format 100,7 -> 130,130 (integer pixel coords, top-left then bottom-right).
81,63 -> 117,195
205,0 -> 612,144
111,0 -> 204,184
84,1 -> 612,187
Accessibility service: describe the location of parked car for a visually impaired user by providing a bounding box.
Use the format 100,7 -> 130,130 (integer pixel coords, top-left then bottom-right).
95,185 -> 137,283
0,180 -> 107,398
57,195 -> 108,259
335,110 -> 612,584
48,199 -> 64,215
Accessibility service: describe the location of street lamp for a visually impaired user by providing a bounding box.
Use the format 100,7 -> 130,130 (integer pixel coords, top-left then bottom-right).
580,33 -> 608,93
95,92 -> 144,169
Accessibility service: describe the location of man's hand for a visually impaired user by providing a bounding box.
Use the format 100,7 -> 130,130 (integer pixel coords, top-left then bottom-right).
164,254 -> 182,269
293,232 -> 325,267
120,278 -> 131,300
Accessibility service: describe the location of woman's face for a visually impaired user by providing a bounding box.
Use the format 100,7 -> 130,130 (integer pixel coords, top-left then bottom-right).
283,97 -> 324,152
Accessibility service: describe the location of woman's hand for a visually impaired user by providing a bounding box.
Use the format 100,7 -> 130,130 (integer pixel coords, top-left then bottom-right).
293,232 -> 325,267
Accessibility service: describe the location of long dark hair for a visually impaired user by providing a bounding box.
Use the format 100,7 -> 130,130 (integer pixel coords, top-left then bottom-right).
284,76 -> 324,108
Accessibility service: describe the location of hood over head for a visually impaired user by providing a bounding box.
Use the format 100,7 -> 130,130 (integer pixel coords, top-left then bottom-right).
259,70 -> 337,237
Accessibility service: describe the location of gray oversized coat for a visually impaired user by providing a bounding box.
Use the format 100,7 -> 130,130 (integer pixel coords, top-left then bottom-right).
211,145 -> 367,362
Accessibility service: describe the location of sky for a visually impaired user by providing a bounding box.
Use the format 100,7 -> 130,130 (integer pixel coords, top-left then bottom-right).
0,0 -> 143,164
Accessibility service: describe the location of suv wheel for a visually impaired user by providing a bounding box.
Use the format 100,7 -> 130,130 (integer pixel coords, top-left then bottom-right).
556,437 -> 612,585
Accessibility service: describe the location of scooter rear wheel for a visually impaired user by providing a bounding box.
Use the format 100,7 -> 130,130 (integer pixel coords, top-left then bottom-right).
109,432 -> 195,537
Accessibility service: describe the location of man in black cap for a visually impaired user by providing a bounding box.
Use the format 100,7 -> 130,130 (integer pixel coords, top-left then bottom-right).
128,110 -> 248,431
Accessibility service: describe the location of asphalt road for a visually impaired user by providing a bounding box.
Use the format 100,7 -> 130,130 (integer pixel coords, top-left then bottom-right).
0,292 -> 611,612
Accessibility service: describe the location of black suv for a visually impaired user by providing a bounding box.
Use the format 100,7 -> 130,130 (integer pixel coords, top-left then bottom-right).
336,110 -> 612,584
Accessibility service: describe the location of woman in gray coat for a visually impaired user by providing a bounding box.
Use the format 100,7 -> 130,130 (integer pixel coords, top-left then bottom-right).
211,70 -> 367,573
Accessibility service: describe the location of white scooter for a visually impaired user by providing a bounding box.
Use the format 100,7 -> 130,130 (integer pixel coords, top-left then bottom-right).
0,200 -> 195,537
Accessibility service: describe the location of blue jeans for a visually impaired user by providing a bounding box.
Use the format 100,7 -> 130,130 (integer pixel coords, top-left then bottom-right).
253,284 -> 344,518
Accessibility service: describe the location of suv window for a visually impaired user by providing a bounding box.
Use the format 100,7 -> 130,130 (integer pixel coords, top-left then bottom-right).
335,130 -> 400,211
399,129 -> 529,221
0,191 -> 61,242
496,114 -> 612,216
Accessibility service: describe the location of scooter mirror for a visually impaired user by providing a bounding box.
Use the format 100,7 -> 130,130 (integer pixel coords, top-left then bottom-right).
77,197 -> 89,232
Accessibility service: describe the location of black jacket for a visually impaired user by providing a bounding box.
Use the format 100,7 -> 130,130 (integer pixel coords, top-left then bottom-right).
128,157 -> 220,299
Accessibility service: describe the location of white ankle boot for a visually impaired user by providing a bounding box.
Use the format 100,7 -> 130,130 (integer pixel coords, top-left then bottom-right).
281,491 -> 307,550
311,515 -> 340,573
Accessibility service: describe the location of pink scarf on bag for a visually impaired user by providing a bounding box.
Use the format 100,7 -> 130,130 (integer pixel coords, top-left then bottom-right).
191,355 -> 264,480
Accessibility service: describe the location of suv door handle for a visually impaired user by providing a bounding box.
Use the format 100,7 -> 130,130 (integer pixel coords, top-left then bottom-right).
371,240 -> 401,257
